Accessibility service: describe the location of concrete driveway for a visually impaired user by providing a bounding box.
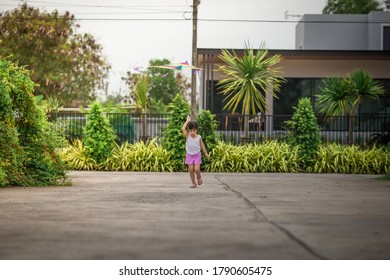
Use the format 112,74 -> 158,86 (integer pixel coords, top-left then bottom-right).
0,171 -> 389,260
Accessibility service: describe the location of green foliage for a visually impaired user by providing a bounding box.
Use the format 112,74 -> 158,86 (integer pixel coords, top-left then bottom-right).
103,139 -> 173,172
59,139 -> 97,170
60,139 -> 173,172
216,41 -> 285,115
316,69 -> 384,144
148,58 -> 182,105
122,58 -> 190,111
216,41 -> 285,139
322,0 -> 382,14
162,94 -> 190,171
313,143 -> 389,174
204,141 -> 388,174
0,3 -> 110,107
83,102 -> 116,163
204,140 -> 302,173
285,98 -> 322,167
59,138 -> 389,175
197,110 -> 218,164
0,57 -> 67,186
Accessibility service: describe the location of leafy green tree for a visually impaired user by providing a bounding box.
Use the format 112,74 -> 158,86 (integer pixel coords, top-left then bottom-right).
323,0 -> 383,14
216,42 -> 285,143
83,102 -> 116,163
122,58 -> 190,112
316,69 -> 383,144
0,57 -> 67,186
285,98 -> 321,169
0,3 -> 110,107
162,94 -> 190,171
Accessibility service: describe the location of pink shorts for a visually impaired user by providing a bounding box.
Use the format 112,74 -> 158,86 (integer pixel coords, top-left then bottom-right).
185,152 -> 202,165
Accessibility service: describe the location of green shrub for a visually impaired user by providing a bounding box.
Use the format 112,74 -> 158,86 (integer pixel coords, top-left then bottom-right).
285,98 -> 321,168
162,94 -> 190,171
197,110 -> 218,165
61,139 -> 173,172
0,57 -> 67,186
59,139 -> 97,170
204,140 -> 302,173
83,102 -> 116,163
103,139 -> 173,172
313,143 -> 389,174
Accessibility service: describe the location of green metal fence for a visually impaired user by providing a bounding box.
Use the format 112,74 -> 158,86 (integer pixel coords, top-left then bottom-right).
49,112 -> 389,145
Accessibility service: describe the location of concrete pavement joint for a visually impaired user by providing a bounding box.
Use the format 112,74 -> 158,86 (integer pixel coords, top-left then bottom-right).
214,175 -> 327,260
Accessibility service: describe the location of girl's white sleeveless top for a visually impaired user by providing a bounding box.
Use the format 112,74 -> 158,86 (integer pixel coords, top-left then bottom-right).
186,135 -> 201,155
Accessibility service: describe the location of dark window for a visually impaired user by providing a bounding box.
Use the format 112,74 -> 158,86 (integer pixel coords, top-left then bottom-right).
274,78 -> 322,115
383,26 -> 390,51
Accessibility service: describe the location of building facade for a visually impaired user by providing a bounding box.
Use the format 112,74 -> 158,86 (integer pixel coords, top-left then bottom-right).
198,12 -> 390,117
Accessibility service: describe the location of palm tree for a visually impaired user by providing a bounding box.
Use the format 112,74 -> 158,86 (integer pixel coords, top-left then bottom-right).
216,42 -> 285,143
134,75 -> 150,141
316,69 -> 383,144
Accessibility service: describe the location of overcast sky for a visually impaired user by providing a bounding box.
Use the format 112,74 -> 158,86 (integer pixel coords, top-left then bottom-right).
1,0 -> 328,96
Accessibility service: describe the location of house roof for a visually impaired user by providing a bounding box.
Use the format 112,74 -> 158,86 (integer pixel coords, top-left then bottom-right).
198,49 -> 390,61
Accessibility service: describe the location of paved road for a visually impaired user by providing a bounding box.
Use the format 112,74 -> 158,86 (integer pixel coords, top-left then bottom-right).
0,172 -> 389,260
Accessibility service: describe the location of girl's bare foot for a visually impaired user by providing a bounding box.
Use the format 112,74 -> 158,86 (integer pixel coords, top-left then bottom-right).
190,183 -> 197,188
197,176 -> 203,185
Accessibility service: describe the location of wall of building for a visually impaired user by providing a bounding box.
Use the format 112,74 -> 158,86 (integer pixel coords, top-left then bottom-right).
295,12 -> 390,51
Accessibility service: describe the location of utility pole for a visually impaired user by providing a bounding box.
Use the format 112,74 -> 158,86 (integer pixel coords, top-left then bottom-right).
191,0 -> 199,119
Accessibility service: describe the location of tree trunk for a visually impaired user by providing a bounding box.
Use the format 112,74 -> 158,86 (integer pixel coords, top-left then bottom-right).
240,105 -> 251,145
141,108 -> 148,142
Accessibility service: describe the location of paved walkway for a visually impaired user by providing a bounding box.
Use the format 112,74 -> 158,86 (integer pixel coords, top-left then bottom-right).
0,172 -> 389,260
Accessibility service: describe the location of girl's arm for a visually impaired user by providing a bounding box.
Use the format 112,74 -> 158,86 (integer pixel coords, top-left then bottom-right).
181,116 -> 191,137
200,137 -> 210,160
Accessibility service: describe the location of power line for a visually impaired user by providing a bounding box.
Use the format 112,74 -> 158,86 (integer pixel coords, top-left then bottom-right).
2,0 -> 191,12
2,16 -> 390,24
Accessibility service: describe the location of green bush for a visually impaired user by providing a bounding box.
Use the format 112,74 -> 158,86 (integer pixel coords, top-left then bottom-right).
59,139 -> 97,170
162,94 -> 190,171
103,139 -> 173,172
313,143 -> 389,174
197,110 -> 218,165
60,139 -> 173,172
285,98 -> 321,168
59,138 -> 389,174
204,140 -> 302,173
83,102 -> 116,163
0,57 -> 67,186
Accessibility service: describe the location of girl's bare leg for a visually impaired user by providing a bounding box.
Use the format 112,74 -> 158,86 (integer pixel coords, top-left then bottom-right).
188,164 -> 197,188
195,164 -> 203,185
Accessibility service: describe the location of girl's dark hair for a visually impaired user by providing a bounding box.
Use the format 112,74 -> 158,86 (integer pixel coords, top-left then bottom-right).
188,121 -> 198,130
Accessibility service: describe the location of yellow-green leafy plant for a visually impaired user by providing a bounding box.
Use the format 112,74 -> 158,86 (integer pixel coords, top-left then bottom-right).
103,139 -> 173,172
204,140 -> 302,173
313,143 -> 389,174
59,139 -> 97,170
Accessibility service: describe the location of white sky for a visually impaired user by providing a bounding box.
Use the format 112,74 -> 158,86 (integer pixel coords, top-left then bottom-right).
1,0 -> 328,96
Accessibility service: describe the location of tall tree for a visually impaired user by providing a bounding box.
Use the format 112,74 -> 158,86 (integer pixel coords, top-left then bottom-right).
0,3 -> 110,107
316,69 -> 383,144
122,58 -> 190,112
323,0 -> 383,14
216,42 -> 285,143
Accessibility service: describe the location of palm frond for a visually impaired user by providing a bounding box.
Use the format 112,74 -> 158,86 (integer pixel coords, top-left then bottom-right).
216,42 -> 285,115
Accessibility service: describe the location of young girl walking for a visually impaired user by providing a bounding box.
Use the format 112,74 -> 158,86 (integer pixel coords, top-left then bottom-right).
182,116 -> 210,188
